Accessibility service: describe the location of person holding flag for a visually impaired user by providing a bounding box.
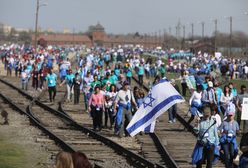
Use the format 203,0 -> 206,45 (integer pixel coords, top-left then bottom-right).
114,81 -> 138,138
168,79 -> 180,123
126,79 -> 184,137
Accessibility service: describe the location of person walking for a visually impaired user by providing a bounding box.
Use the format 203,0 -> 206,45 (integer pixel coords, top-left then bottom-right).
236,85 -> 248,133
31,66 -> 39,90
114,81 -> 137,137
73,72 -> 81,104
192,107 -> 219,168
180,70 -> 188,97
168,79 -> 180,123
45,68 -> 57,102
137,63 -> 144,86
60,69 -> 75,102
188,85 -> 203,125
88,85 -> 105,131
219,103 -> 239,168
21,66 -> 29,91
104,84 -> 117,129
220,85 -> 234,116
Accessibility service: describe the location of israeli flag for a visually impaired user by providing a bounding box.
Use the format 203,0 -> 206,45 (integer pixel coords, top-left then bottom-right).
126,79 -> 185,136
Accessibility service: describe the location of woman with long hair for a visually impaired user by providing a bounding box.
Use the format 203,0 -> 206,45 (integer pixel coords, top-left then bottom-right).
104,84 -> 117,129
220,85 -> 234,116
72,152 -> 92,168
188,85 -> 203,125
55,151 -> 74,168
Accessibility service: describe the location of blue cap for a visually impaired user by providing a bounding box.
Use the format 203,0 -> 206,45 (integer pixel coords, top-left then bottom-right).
123,81 -> 130,85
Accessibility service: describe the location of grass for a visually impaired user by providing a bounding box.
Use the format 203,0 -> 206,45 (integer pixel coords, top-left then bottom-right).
229,78 -> 247,91
0,137 -> 27,168
141,53 -> 168,65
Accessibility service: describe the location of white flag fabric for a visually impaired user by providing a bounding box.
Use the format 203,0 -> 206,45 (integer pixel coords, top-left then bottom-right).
126,79 -> 185,136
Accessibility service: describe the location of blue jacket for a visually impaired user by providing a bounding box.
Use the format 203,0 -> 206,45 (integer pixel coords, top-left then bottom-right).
192,142 -> 219,165
240,157 -> 248,168
220,134 -> 238,157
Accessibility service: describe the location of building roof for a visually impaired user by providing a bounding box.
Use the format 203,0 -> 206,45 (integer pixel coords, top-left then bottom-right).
34,34 -> 91,42
104,34 -> 147,44
88,22 -> 105,32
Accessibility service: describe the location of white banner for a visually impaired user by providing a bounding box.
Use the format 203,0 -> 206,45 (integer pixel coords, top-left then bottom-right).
241,98 -> 248,120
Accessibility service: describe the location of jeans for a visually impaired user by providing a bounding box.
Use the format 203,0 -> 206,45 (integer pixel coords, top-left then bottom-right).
48,86 -> 56,102
196,145 -> 215,168
32,78 -> 39,90
116,107 -> 132,137
126,77 -> 131,85
168,104 -> 177,121
73,86 -> 80,104
104,107 -> 114,127
222,142 -> 235,168
66,84 -> 74,101
240,157 -> 248,168
21,80 -> 28,90
181,83 -> 187,96
84,92 -> 91,110
40,76 -> 45,89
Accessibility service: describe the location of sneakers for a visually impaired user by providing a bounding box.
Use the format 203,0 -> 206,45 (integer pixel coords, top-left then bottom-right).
168,119 -> 176,123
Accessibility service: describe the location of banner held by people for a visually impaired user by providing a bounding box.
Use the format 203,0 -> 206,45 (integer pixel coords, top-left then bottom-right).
126,79 -> 185,136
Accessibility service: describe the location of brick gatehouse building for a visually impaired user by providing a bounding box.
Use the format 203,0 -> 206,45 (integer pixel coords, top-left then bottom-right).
32,23 -> 162,48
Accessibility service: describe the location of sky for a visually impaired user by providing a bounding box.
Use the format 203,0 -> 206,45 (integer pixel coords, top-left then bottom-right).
0,0 -> 248,37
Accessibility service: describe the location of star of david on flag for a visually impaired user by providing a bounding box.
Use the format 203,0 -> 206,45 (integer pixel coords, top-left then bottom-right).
126,79 -> 185,136
143,93 -> 155,108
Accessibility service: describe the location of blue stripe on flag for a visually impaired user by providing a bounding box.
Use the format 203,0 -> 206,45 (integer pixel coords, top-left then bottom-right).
127,95 -> 183,134
144,124 -> 151,133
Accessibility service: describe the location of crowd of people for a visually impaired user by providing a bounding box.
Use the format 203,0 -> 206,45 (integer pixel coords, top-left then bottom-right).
1,44 -> 248,167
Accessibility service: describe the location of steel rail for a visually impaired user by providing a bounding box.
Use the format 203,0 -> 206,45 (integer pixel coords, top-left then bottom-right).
132,76 -> 179,168
132,76 -> 238,167
0,78 -> 162,168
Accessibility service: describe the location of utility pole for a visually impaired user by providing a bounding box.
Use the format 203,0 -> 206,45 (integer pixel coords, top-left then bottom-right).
229,16 -> 233,57
153,32 -> 156,48
144,33 -> 147,48
201,22 -> 205,39
214,19 -> 218,52
175,26 -> 178,39
34,0 -> 40,51
158,30 -> 161,46
155,32 -> 158,47
183,25 -> 185,40
182,25 -> 185,49
73,28 -> 75,47
169,27 -> 172,49
163,29 -> 166,49
191,23 -> 194,48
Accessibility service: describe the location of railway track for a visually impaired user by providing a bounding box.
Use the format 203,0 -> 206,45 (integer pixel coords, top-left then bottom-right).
0,78 -> 164,168
60,78 -> 176,168
132,76 -> 227,168
0,77 -> 59,168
